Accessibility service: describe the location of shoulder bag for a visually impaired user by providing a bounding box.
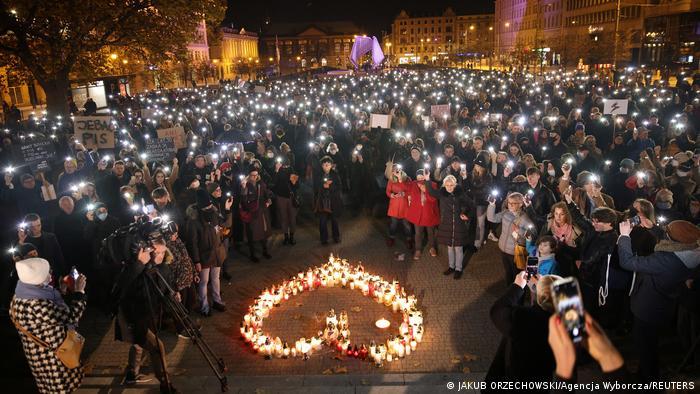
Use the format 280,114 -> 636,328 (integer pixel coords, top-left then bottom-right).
10,306 -> 84,369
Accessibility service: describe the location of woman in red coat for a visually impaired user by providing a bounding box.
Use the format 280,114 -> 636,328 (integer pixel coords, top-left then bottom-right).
406,168 -> 440,260
386,164 -> 412,248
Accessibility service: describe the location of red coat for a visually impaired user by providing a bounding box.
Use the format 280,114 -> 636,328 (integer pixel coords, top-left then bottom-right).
405,181 -> 440,227
386,180 -> 409,219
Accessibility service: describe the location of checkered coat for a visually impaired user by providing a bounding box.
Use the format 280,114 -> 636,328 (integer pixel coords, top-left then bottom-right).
10,294 -> 87,394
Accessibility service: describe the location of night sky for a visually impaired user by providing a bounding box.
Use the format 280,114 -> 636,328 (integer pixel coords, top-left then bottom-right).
225,0 -> 495,37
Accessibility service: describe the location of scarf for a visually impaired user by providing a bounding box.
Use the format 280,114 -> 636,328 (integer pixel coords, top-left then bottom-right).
550,220 -> 576,247
14,281 -> 67,309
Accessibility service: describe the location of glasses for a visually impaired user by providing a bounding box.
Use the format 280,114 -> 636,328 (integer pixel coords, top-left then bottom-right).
508,201 -> 523,206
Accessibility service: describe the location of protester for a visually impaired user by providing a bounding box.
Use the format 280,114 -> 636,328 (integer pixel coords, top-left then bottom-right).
10,257 -> 87,394
314,156 -> 343,244
487,192 -> 535,285
486,272 -> 559,387
406,169 -> 440,260
428,175 -> 472,279
385,163 -> 412,249
618,220 -> 700,381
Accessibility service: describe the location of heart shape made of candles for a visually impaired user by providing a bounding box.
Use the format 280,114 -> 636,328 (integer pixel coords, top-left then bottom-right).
240,254 -> 424,366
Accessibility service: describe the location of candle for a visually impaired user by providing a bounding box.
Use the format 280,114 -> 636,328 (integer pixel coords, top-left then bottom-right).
375,318 -> 391,329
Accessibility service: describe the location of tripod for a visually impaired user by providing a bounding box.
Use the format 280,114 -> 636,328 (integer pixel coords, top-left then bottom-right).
143,265 -> 229,392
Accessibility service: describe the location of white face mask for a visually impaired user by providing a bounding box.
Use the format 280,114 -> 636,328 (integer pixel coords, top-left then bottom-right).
266,152 -> 274,158
677,170 -> 689,177
619,167 -> 629,174
547,169 -> 556,177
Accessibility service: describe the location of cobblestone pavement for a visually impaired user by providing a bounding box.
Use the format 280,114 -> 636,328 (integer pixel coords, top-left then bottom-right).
76,214 -> 504,386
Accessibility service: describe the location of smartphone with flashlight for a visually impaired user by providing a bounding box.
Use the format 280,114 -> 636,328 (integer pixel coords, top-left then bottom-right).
552,277 -> 586,343
70,267 -> 79,280
526,257 -> 539,279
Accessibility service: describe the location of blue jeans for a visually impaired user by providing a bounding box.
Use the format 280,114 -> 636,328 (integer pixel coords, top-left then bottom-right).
319,213 -> 340,242
448,246 -> 464,271
474,205 -> 487,248
198,266 -> 223,313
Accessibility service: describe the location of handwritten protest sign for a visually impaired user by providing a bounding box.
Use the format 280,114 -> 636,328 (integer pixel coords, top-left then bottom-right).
73,116 -> 114,149
145,138 -> 176,163
157,126 -> 187,149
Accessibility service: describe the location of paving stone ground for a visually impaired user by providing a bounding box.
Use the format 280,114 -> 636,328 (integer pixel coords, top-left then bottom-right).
75,213 -> 503,388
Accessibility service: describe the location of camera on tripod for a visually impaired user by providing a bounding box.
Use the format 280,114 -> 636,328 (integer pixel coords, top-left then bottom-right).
119,215 -> 178,256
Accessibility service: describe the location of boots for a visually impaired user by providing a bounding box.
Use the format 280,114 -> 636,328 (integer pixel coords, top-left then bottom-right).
289,232 -> 296,245
249,244 -> 259,263
262,242 -> 271,259
283,233 -> 290,245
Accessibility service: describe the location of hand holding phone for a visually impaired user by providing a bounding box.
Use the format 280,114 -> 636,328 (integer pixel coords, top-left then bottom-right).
552,277 -> 586,343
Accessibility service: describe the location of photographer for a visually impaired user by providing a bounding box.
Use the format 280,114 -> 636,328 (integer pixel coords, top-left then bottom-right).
113,230 -> 178,392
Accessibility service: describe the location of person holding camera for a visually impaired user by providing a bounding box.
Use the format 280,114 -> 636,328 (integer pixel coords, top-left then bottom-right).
10,257 -> 87,394
113,232 -> 178,392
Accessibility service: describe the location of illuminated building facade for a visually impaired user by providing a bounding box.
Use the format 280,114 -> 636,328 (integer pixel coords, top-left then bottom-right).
389,8 -> 494,67
260,21 -> 363,73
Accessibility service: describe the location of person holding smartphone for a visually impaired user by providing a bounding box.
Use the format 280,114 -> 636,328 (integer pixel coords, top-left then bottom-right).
485,272 -> 560,387
10,257 -> 88,393
618,219 -> 700,381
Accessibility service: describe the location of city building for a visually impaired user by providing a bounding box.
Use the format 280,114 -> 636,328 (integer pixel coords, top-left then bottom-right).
260,21 -> 364,74
209,26 -> 260,80
641,0 -> 699,69
495,0 -> 652,69
389,8 -> 494,67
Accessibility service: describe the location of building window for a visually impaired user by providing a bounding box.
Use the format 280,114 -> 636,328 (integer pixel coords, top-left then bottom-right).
7,86 -> 24,105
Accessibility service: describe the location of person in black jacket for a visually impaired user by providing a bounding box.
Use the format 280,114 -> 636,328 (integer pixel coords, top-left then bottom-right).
315,156 -> 343,245
427,174 -> 473,279
485,272 -> 560,391
523,167 -> 557,233
272,162 -> 300,245
54,196 -> 88,273
618,220 -> 700,382
185,189 -> 232,316
113,234 -> 178,392
95,160 -> 132,216
83,202 -> 121,274
17,213 -> 66,277
563,187 -> 622,326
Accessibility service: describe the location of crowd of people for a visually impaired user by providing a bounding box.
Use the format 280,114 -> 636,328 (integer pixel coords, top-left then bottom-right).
1,66 -> 699,392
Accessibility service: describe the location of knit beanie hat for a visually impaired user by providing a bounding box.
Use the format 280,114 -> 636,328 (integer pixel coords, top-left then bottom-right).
15,258 -> 50,285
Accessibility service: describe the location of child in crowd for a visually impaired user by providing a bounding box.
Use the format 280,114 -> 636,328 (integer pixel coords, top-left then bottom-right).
526,235 -> 559,276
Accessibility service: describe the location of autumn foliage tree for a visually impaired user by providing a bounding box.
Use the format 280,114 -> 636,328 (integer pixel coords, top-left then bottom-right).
0,0 -> 225,116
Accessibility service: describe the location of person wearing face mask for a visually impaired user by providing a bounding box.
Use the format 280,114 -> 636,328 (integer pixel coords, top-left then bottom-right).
605,158 -> 637,212
83,203 -> 120,275
185,189 -> 232,316
10,257 -> 88,394
653,188 -> 684,223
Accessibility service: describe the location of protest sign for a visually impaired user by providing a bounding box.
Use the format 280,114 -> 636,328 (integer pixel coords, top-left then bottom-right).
16,138 -> 57,172
145,138 -> 176,163
370,114 -> 392,129
254,85 -> 266,93
603,99 -> 629,115
141,108 -> 159,120
73,116 -> 114,149
489,113 -> 503,122
157,126 -> 187,149
431,104 -> 451,119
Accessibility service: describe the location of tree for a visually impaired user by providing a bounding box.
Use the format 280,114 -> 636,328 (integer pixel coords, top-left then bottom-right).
0,0 -> 225,116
